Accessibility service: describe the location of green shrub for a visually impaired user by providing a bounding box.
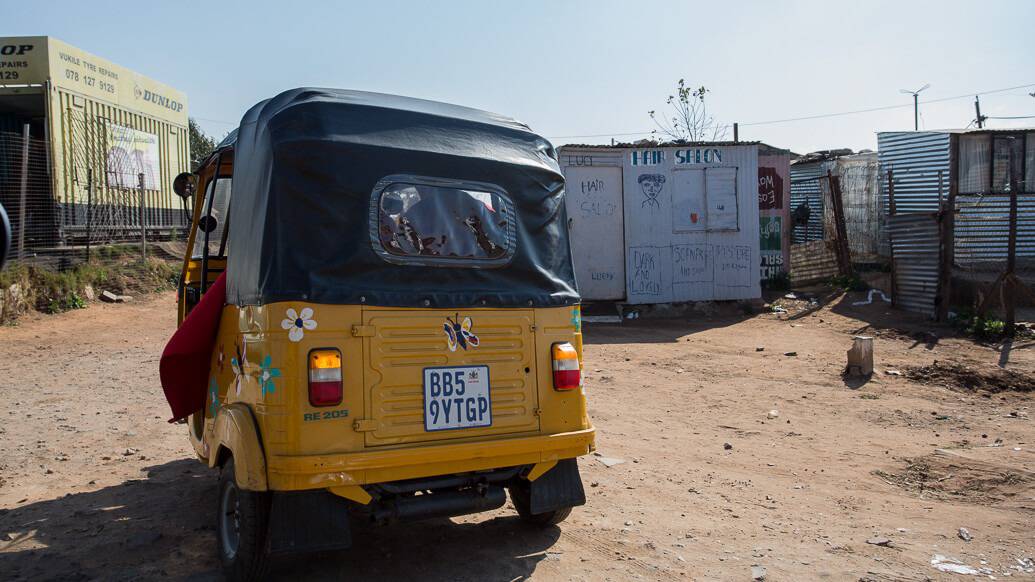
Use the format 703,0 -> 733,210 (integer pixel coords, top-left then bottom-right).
829,274 -> 868,292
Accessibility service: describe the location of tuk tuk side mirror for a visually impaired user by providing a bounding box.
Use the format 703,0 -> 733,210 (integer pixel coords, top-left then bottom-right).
0,202 -> 10,270
173,172 -> 198,200
198,215 -> 218,234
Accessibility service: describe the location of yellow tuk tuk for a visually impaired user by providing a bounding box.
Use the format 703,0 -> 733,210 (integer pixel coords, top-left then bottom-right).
171,89 -> 594,580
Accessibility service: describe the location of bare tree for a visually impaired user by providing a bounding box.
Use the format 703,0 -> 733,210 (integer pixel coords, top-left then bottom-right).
649,80 -> 727,142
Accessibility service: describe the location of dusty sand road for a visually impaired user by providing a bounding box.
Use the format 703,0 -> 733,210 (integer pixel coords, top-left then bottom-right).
1,291 -> 1033,581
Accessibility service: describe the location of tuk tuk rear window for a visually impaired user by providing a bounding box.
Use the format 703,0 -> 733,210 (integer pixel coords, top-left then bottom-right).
373,178 -> 515,267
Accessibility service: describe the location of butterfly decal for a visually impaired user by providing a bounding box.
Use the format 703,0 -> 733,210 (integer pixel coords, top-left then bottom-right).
444,314 -> 480,352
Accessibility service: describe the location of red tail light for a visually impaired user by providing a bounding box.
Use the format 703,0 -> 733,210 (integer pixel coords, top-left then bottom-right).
552,342 -> 581,391
308,349 -> 343,406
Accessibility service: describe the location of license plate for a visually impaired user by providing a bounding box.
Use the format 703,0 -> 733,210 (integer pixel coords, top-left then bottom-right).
423,365 -> 492,431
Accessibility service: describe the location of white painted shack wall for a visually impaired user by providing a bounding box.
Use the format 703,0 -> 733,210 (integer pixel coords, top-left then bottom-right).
558,149 -> 626,300
621,145 -> 760,303
559,145 -> 761,304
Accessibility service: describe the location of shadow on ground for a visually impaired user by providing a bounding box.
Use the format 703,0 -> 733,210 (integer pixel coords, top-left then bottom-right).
582,314 -> 755,345
0,459 -> 561,581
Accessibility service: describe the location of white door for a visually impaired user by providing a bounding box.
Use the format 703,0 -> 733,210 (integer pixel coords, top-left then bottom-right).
564,166 -> 625,300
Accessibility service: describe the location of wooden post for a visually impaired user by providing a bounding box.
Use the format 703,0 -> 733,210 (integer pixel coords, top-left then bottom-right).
1005,170 -> 1018,335
17,123 -> 29,259
943,138 -> 958,320
827,170 -> 852,277
86,168 -> 92,262
887,169 -> 897,306
138,173 -> 147,261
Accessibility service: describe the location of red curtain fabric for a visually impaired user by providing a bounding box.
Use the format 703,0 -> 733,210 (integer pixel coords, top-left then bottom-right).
160,272 -> 226,422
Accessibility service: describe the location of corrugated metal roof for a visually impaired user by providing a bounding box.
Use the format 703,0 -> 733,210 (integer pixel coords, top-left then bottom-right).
879,127 -> 1035,137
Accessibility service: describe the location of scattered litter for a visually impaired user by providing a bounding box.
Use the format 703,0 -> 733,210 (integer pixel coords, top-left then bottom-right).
930,554 -> 981,575
624,311 -> 640,320
596,456 -> 626,468
756,346 -> 765,352
852,289 -> 891,306
957,527 -> 972,542
866,537 -> 892,547
770,306 -> 787,314
723,442 -> 733,451
884,369 -> 902,376
783,293 -> 797,300
784,351 -> 798,357
583,315 -> 622,324
767,410 -> 780,419
751,564 -> 767,580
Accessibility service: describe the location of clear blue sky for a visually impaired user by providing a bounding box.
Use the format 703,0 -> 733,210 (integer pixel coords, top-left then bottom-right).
10,0 -> 1035,153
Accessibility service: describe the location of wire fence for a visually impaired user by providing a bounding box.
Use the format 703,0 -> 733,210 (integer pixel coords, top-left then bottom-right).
0,125 -> 190,272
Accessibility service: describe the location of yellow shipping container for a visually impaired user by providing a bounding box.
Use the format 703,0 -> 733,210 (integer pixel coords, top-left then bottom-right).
0,36 -> 190,245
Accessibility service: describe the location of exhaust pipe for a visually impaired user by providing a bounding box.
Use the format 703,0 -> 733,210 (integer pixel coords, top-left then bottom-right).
372,486 -> 506,524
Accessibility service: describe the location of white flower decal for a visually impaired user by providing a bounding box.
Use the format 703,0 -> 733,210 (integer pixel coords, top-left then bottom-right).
281,307 -> 317,342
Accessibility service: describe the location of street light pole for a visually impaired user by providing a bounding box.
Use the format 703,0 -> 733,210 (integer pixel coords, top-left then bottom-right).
913,93 -> 919,130
900,84 -> 931,131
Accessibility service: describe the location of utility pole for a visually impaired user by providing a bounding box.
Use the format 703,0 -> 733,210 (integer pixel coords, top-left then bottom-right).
900,84 -> 930,131
974,95 -> 986,128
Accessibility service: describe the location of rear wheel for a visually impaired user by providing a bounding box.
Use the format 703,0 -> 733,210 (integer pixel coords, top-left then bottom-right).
508,482 -> 572,526
218,458 -> 271,582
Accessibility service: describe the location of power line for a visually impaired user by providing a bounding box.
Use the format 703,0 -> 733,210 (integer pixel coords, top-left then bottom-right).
546,82 -> 1035,139
986,115 -> 1035,120
192,116 -> 238,126
741,82 -> 1035,127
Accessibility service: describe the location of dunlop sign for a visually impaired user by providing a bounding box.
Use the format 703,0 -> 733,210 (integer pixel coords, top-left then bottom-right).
0,35 -> 188,126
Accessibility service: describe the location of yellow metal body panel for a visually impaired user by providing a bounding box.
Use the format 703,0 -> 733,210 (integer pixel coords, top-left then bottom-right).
189,298 -> 594,492
208,403 -> 269,491
329,485 -> 373,505
526,460 -> 558,482
362,308 -> 540,447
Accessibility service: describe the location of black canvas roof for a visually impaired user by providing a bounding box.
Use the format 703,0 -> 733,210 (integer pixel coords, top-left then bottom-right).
225,88 -> 578,308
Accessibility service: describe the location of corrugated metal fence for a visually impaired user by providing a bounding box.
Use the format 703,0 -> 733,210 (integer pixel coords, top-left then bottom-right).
789,162 -> 826,243
955,193 -> 1035,271
887,212 -> 941,315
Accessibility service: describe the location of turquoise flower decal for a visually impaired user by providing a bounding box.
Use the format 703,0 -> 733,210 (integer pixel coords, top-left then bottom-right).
259,355 -> 281,397
208,377 -> 220,417
571,306 -> 582,332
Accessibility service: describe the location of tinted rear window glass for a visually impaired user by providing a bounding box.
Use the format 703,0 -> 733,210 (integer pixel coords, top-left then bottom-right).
377,182 -> 513,262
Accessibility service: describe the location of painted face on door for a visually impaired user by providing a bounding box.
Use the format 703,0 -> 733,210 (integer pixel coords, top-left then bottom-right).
637,174 -> 665,209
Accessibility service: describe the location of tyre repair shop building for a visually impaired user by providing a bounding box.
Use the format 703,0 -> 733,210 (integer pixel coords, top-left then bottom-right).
0,36 -> 190,252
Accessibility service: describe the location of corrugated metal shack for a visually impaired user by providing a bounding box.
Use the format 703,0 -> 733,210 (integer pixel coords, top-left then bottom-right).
0,36 -> 190,254
558,142 -> 762,304
788,149 -> 883,285
878,128 -> 1035,316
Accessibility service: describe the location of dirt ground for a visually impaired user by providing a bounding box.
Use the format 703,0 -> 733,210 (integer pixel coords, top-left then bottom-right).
1,290 -> 1033,581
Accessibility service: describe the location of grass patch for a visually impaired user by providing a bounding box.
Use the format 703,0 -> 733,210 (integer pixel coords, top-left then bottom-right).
0,252 -> 179,322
